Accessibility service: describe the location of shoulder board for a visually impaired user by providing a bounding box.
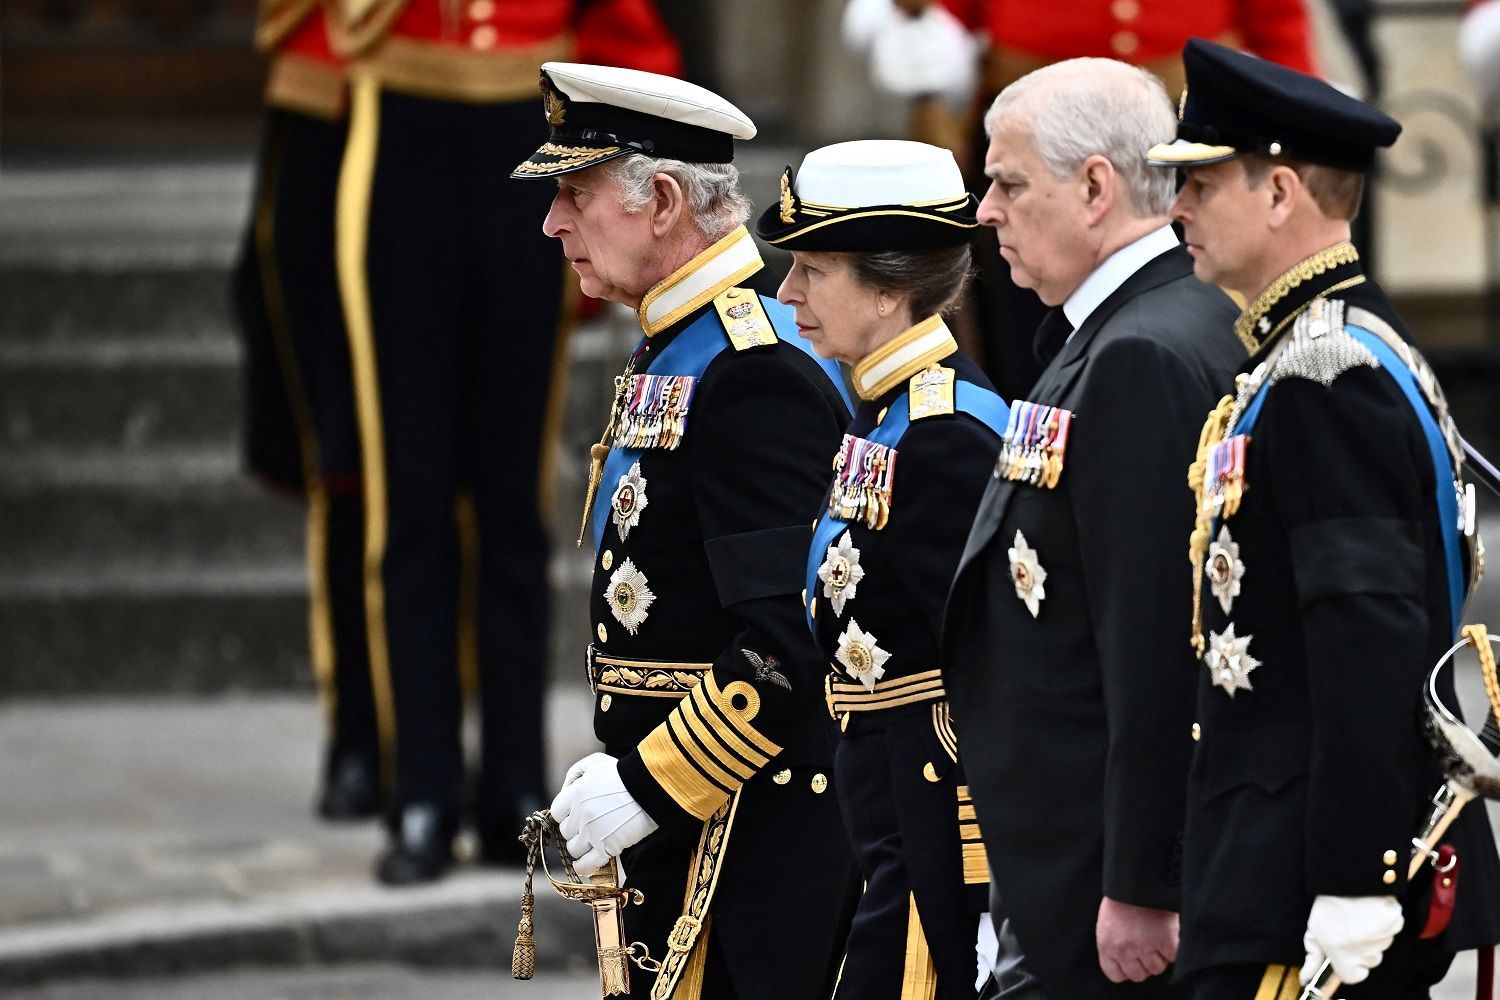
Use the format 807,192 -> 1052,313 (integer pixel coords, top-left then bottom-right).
1269,297 -> 1379,387
713,288 -> 778,352
908,364 -> 956,420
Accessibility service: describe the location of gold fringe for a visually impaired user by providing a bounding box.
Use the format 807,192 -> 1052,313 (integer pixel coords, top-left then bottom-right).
1188,393 -> 1236,655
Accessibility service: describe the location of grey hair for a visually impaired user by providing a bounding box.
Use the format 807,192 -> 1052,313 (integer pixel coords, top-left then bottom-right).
603,155 -> 753,239
983,58 -> 1177,216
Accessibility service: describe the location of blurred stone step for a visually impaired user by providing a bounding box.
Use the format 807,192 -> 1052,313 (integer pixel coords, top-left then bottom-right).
0,337 -> 241,452
0,448 -> 301,575
0,268 -> 238,344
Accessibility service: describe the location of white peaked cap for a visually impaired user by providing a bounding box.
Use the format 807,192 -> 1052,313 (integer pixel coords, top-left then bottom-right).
541,62 -> 756,140
795,139 -> 966,208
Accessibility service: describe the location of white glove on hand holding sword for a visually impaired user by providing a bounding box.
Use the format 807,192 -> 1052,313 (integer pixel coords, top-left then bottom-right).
1300,895 -> 1405,987
549,753 -> 659,878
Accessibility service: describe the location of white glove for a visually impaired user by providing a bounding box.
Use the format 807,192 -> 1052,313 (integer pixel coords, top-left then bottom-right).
548,753 -> 658,878
869,3 -> 978,102
1300,895 -> 1404,987
1462,0 -> 1500,108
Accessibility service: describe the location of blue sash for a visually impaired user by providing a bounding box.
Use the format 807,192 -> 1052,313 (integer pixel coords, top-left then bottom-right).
1226,328 -> 1464,634
804,383 -> 1010,628
591,294 -> 851,552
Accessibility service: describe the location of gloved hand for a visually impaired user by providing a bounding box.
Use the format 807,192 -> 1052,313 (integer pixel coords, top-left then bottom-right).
548,753 -> 658,877
1300,895 -> 1404,986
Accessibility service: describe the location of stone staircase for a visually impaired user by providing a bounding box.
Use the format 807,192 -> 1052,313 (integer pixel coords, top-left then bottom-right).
0,158 -> 626,695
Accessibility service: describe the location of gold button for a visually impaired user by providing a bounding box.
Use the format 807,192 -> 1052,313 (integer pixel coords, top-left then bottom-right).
1110,30 -> 1139,56
839,713 -> 850,732
1191,722 -> 1201,742
1382,869 -> 1397,885
597,623 -> 608,643
725,288 -> 741,299
922,762 -> 940,783
600,694 -> 613,712
467,0 -> 494,18
1110,0 -> 1139,20
602,550 -> 614,570
877,407 -> 888,424
772,769 -> 791,785
470,24 -> 497,48
810,598 -> 817,619
810,773 -> 828,794
1383,849 -> 1398,866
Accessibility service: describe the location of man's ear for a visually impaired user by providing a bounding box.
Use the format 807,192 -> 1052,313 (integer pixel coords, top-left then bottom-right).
649,172 -> 686,237
1080,153 -> 1115,225
1265,164 -> 1301,229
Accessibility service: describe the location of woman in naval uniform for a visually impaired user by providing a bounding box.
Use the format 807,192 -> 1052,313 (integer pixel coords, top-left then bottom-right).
758,139 -> 1008,1000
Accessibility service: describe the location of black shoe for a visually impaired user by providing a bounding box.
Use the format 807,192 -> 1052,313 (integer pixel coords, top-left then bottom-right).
317,752 -> 381,821
375,804 -> 455,886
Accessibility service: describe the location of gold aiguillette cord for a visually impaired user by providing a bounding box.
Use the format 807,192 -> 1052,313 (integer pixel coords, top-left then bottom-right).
577,354 -> 638,548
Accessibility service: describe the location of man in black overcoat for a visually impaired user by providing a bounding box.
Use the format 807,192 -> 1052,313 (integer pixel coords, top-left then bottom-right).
941,57 -> 1244,999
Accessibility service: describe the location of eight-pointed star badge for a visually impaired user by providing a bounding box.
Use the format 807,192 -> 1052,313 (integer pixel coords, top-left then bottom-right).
1008,530 -> 1047,618
605,558 -> 656,636
817,530 -> 865,616
610,462 -> 649,542
1204,623 -> 1260,697
1206,524 -> 1245,615
836,619 -> 890,693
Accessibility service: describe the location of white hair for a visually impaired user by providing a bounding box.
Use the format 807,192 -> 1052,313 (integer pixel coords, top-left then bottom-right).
603,155 -> 752,239
983,58 -> 1177,216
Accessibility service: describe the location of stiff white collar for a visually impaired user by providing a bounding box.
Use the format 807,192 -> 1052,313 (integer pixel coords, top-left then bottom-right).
637,226 -> 764,336
1062,225 -> 1179,334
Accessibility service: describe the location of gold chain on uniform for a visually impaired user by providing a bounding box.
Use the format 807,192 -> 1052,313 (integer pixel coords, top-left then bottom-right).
577,354 -> 639,547
1233,242 -> 1359,353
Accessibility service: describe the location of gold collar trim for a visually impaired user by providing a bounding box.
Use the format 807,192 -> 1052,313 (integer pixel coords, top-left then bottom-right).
637,226 -> 764,336
852,315 -> 956,401
1234,241 -> 1360,353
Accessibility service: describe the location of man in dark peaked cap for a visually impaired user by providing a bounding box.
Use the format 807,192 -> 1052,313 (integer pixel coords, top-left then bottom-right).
516,63 -> 859,999
1147,37 -> 1500,1000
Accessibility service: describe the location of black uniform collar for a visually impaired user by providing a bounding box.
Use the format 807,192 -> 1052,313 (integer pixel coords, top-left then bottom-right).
851,315 -> 958,402
1236,241 -> 1365,356
636,226 -> 764,337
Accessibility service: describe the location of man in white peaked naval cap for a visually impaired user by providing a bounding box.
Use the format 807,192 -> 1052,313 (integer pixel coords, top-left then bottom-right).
514,63 -> 859,998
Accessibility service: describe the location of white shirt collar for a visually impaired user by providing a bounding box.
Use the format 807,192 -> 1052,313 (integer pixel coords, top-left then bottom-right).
1062,225 -> 1180,334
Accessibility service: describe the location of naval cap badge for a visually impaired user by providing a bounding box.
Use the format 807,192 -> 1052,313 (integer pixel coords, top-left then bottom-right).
1206,524 -> 1245,615
817,530 -> 865,617
605,558 -> 655,636
1007,530 -> 1047,618
836,620 -> 890,693
610,461 -> 649,542
1205,623 -> 1259,696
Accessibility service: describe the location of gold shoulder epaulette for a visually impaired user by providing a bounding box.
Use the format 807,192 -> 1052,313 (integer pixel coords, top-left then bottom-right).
713,287 -> 778,352
1270,297 -> 1378,388
908,364 -> 956,420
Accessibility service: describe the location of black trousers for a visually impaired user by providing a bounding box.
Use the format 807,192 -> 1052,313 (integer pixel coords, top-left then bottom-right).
234,105 -> 378,772
834,706 -> 984,1000
338,81 -> 564,834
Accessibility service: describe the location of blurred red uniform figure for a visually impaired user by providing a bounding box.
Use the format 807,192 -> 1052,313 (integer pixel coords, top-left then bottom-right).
235,0 -> 384,823
329,0 -> 681,884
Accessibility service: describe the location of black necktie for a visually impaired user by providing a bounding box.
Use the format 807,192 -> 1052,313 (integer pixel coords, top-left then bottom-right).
1032,308 -> 1072,367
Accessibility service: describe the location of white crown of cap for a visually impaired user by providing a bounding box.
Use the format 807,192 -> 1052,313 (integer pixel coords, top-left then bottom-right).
795,139 -> 965,208
542,62 -> 756,140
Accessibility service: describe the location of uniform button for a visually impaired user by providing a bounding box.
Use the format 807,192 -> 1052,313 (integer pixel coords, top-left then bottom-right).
597,622 -> 608,643
810,773 -> 828,794
877,407 -> 888,424
1383,869 -> 1397,885
810,597 -> 817,618
467,0 -> 494,18
772,768 -> 791,785
1111,30 -> 1139,56
602,550 -> 614,570
470,24 -> 497,49
600,694 -> 613,712
1191,722 -> 1201,742
922,762 -> 941,782
1111,0 -> 1140,20
1383,849 -> 1398,866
